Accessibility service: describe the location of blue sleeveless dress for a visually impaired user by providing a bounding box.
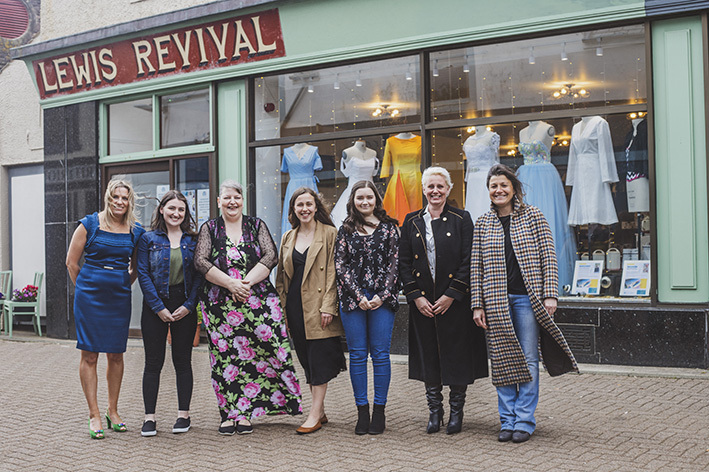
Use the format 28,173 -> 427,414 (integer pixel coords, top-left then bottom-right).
74,213 -> 144,353
280,145 -> 322,238
517,141 -> 576,293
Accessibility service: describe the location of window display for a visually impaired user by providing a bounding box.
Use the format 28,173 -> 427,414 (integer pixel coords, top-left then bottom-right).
250,23 -> 650,299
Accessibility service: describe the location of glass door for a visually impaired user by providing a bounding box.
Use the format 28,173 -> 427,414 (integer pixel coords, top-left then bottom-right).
105,163 -> 170,331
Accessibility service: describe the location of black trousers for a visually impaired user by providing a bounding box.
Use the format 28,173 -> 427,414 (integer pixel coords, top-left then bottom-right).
141,285 -> 197,414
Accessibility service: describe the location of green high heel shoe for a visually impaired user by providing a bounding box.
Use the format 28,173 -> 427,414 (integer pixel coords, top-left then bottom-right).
105,410 -> 127,432
88,418 -> 104,439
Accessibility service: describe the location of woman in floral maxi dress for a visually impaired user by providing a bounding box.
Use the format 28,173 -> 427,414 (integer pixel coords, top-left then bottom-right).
194,180 -> 302,435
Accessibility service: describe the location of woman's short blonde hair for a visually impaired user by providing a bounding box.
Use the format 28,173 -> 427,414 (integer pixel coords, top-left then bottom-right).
103,179 -> 137,229
422,166 -> 453,191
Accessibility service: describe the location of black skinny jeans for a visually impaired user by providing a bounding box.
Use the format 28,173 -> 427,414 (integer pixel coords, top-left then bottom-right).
141,285 -> 197,414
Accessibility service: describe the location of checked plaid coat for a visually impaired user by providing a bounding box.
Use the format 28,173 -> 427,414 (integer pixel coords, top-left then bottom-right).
471,199 -> 578,387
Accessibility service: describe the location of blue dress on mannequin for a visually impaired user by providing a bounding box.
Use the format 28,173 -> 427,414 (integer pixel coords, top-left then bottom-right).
517,141 -> 576,293
280,144 -> 322,238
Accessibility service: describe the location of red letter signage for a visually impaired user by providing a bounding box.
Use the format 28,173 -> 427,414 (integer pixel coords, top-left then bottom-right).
32,8 -> 285,99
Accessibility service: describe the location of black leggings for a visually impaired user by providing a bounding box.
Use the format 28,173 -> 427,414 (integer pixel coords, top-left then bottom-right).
141,285 -> 197,414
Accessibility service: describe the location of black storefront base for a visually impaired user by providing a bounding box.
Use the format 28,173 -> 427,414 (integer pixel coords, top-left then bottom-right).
388,304 -> 709,369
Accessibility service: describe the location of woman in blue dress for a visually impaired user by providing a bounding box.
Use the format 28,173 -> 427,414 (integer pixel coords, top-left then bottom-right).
66,179 -> 145,439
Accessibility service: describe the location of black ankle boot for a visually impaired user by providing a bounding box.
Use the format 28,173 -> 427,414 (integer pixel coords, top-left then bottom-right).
369,404 -> 386,435
446,385 -> 467,435
355,404 -> 370,435
425,384 -> 444,434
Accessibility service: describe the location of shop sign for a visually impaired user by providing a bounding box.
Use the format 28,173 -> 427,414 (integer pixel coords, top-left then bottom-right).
32,8 -> 285,99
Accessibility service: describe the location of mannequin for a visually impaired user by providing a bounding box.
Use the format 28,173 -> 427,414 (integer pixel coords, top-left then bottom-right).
463,128 -> 499,222
516,120 -> 576,293
566,115 -> 619,226
624,118 -> 649,213
381,133 -> 422,223
330,140 -> 379,228
280,143 -> 323,237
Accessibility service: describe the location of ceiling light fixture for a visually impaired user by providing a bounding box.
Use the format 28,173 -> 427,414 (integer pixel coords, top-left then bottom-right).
528,47 -> 535,65
356,70 -> 362,87
561,42 -> 568,61
596,38 -> 603,57
333,74 -> 340,90
463,54 -> 470,73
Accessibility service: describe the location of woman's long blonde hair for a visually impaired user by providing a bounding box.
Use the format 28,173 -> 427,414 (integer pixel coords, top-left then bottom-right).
101,179 -> 137,230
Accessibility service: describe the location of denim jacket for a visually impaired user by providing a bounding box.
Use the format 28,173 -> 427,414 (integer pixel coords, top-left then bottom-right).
137,230 -> 202,314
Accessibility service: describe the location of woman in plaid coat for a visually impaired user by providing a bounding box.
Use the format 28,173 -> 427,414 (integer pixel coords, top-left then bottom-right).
471,164 -> 577,444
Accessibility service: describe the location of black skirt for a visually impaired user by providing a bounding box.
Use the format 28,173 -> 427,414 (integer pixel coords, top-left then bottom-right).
286,247 -> 346,385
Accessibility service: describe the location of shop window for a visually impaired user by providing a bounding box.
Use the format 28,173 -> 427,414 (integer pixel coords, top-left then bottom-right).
254,56 -> 421,140
160,89 -> 211,148
250,24 -> 649,300
175,156 -> 211,228
108,98 -> 153,155
105,86 -> 212,159
430,25 -> 647,121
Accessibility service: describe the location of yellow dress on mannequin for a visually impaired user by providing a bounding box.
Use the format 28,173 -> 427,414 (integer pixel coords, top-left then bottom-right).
380,134 -> 422,223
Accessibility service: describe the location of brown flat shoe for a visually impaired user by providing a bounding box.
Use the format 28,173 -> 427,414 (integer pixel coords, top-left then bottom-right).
320,414 -> 328,425
296,421 -> 322,435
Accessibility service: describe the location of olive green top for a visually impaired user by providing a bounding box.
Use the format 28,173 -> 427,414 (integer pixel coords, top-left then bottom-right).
169,247 -> 184,286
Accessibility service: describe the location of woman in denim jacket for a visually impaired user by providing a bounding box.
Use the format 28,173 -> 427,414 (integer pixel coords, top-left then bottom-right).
137,190 -> 202,437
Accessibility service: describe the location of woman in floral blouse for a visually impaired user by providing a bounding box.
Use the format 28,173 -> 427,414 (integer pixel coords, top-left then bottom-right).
335,180 -> 400,435
194,180 -> 302,436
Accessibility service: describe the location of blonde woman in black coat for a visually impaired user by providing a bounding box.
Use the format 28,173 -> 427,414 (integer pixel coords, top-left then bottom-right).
399,167 -> 488,435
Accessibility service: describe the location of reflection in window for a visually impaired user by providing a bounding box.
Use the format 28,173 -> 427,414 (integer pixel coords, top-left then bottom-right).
176,157 -> 211,228
108,98 -> 153,155
160,89 -> 210,148
430,25 -> 647,121
254,56 -> 421,140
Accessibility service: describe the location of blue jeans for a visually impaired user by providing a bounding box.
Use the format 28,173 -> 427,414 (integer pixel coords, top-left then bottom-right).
497,294 -> 540,434
340,293 -> 395,406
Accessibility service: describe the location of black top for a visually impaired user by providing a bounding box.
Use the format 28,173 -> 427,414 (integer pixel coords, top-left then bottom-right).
286,247 -> 308,315
499,215 -> 527,295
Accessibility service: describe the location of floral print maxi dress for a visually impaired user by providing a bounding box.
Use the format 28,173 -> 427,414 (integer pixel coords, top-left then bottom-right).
198,216 -> 302,421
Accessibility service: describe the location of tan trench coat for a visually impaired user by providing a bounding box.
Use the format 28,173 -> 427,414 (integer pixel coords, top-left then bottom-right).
276,221 -> 344,340
471,200 -> 578,387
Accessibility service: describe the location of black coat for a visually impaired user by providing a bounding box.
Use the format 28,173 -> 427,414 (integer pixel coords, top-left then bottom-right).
399,204 -> 488,385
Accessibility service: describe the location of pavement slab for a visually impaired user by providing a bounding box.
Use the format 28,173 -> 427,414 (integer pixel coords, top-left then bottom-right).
1,335 -> 708,471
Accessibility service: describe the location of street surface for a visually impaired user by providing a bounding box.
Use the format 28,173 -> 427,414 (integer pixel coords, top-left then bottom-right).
1,334 -> 708,471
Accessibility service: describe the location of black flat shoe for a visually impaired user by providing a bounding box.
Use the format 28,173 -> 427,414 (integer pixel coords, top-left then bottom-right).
236,421 -> 253,435
172,417 -> 191,434
498,429 -> 513,442
141,420 -> 157,437
218,420 -> 236,436
512,431 -> 531,443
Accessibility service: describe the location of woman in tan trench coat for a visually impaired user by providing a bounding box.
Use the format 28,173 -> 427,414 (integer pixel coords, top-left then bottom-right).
471,164 -> 578,444
276,187 -> 345,435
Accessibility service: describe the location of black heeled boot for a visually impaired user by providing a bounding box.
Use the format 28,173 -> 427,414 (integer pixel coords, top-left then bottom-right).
369,404 -> 386,435
446,385 -> 467,435
355,404 -> 370,435
425,384 -> 444,434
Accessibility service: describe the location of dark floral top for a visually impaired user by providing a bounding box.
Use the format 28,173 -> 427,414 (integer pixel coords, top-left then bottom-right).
335,221 -> 400,312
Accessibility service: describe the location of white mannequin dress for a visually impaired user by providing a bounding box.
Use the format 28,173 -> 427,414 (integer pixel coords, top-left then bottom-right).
330,152 -> 379,228
566,116 -> 619,225
463,131 -> 500,222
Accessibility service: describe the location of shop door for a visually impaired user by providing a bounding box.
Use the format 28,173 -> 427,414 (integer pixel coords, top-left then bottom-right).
104,156 -> 212,332
105,163 -> 170,331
